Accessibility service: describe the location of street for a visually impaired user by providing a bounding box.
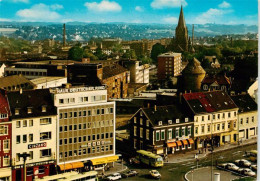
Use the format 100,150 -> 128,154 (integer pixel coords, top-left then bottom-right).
116,144 -> 257,181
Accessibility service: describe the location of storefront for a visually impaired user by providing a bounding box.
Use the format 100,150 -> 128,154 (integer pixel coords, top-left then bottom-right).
88,155 -> 119,171
58,162 -> 84,173
0,167 -> 12,181
166,139 -> 194,154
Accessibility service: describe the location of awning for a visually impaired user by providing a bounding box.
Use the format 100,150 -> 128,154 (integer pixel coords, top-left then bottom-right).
182,140 -> 188,145
176,141 -> 182,146
188,139 -> 194,144
167,142 -> 177,147
91,155 -> 119,166
59,162 -> 84,171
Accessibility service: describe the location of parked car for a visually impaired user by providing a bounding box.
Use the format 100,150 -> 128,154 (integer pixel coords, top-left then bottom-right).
226,163 -> 239,171
106,173 -> 122,181
251,164 -> 257,171
218,163 -> 228,169
235,159 -> 251,167
240,168 -> 256,177
122,170 -> 138,178
150,170 -> 161,179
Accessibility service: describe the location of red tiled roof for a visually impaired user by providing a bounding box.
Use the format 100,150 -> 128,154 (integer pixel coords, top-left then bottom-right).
202,75 -> 230,85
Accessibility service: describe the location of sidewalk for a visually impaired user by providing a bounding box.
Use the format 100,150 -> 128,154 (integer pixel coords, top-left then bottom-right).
166,138 -> 257,164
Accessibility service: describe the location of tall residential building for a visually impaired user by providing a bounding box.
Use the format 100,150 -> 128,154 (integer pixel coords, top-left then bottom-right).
8,89 -> 57,181
0,90 -> 12,181
51,86 -> 118,172
157,52 -> 182,80
174,6 -> 188,52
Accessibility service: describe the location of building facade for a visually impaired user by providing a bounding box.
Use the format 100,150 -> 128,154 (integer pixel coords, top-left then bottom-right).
231,94 -> 258,141
51,86 -> 117,172
183,91 -> 239,150
157,52 -> 182,80
201,74 -> 231,92
8,89 -> 57,181
129,105 -> 194,155
0,89 -> 12,181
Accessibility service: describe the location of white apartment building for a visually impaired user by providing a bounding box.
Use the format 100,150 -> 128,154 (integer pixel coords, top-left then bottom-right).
51,86 -> 117,171
123,61 -> 149,84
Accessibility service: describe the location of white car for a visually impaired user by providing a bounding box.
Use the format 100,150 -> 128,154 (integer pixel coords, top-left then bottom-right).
226,163 -> 239,171
241,168 -> 256,177
218,163 -> 228,169
235,159 -> 251,167
106,173 -> 122,181
150,170 -> 161,179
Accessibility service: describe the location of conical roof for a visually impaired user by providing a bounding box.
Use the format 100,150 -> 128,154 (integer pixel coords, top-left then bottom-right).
182,58 -> 206,74
177,5 -> 186,28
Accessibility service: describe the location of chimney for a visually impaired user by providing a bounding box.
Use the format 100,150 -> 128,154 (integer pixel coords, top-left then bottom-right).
19,88 -> 23,94
63,24 -> 66,47
154,105 -> 157,111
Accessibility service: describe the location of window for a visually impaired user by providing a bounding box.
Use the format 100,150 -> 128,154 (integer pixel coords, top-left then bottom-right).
29,151 -> 33,160
59,113 -> 62,119
228,112 -> 231,118
246,117 -> 249,124
23,120 -> 27,127
29,134 -> 33,142
42,106 -> 46,112
223,113 -> 225,119
175,129 -> 179,138
74,137 -> 77,143
59,139 -> 63,145
146,120 -> 149,127
40,149 -> 51,157
146,129 -> 149,140
134,117 -> 137,123
185,118 -> 188,122
16,153 -> 20,162
3,155 -> 10,166
187,127 -> 191,135
222,123 -> 225,130
83,111 -> 87,117
74,125 -> 77,130
70,98 -> 75,103
27,108 -> 32,114
213,115 -> 215,120
228,122 -> 230,128
74,112 -> 77,117
140,128 -> 143,138
69,125 -> 72,131
240,118 -> 243,125
59,99 -> 64,104
156,131 -> 160,141
101,109 -> 105,114
40,132 -> 51,140
140,118 -> 143,125
16,121 -> 21,128
16,135 -> 20,144
23,135 -> 27,143
208,115 -> 210,120
3,139 -> 10,150
158,121 -> 162,126
234,121 -> 236,128
217,124 -> 220,131
0,126 -> 8,135
234,112 -> 237,117
181,128 -> 185,136
208,125 -> 210,132
64,113 -> 68,119
217,114 -> 220,119
195,127 -> 198,134
201,126 -> 205,133
15,108 -> 20,115
97,109 -> 100,115
168,129 -> 172,139
252,116 -> 254,123
176,119 -> 180,123
202,116 -> 204,121
40,118 -> 51,125
64,126 -> 67,132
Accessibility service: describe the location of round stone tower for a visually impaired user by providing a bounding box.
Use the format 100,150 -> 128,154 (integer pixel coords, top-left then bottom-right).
181,57 -> 206,92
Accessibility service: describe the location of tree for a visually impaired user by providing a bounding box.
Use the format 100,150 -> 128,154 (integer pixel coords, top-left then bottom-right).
68,46 -> 84,61
201,58 -> 211,69
122,49 -> 137,59
139,55 -> 152,65
151,43 -> 166,63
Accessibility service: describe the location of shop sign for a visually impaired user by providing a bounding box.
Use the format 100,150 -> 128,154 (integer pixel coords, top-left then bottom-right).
52,86 -> 106,94
28,142 -> 47,149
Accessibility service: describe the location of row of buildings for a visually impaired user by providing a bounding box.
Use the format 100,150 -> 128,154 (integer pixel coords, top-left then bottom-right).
0,86 -> 118,181
129,91 -> 257,155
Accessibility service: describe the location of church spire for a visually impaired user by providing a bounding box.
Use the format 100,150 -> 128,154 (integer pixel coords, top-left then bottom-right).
177,5 -> 186,28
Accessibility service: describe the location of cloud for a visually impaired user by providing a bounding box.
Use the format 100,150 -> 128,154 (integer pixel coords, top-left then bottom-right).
151,0 -> 187,9
218,1 -> 231,8
0,18 -> 12,21
163,16 -> 178,24
84,0 -> 122,13
194,8 -> 233,24
131,19 -> 142,23
4,0 -> 29,3
135,6 -> 143,12
50,4 -> 64,10
16,3 -> 61,21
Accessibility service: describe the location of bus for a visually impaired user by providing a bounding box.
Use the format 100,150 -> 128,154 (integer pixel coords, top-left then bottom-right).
245,150 -> 257,162
136,150 -> 164,167
34,171 -> 98,181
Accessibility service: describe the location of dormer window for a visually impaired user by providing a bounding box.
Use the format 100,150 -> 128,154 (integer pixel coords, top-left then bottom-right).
15,108 -> 20,115
168,120 -> 172,124
42,106 -> 47,113
176,119 -> 180,123
158,121 -> 162,126
27,107 -> 32,114
185,118 -> 188,122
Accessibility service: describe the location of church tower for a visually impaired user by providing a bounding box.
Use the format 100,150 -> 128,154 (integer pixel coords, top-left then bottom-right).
174,6 -> 188,52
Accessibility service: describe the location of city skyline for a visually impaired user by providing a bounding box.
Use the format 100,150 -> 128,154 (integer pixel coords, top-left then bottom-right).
0,0 -> 258,25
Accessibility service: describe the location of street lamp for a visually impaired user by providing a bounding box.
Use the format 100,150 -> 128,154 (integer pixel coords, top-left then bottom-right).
18,152 -> 31,181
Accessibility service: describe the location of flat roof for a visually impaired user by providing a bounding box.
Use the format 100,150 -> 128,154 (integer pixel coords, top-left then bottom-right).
158,52 -> 182,57
31,76 -> 66,85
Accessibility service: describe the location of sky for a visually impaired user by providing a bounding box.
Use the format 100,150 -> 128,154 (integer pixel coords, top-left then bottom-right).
0,0 -> 258,25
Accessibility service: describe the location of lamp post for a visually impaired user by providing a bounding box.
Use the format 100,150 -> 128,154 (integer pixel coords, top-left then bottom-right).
18,152 -> 30,181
